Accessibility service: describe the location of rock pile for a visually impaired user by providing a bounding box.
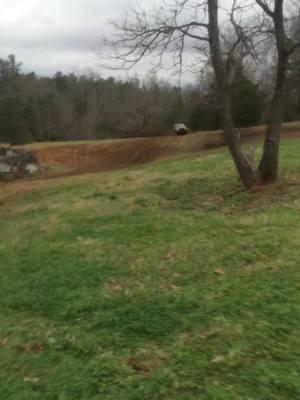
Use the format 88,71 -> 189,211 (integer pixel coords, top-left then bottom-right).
0,145 -> 39,179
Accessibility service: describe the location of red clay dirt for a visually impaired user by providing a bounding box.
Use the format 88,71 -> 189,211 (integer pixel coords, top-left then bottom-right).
27,122 -> 300,177
0,121 -> 294,182
0,122 -> 299,201
33,138 -> 163,174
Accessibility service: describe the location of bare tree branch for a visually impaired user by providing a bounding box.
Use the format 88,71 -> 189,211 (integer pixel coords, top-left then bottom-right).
100,0 -> 300,187
255,0 -> 274,17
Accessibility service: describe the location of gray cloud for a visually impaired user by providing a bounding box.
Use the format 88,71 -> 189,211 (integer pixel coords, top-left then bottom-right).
0,0 -> 198,82
0,0 -> 130,72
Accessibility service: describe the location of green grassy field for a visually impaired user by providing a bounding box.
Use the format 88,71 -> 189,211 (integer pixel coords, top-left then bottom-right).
0,140 -> 299,399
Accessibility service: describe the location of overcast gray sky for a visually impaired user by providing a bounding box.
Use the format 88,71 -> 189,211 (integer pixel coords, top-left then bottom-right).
1,0 -> 242,83
1,0 -> 162,79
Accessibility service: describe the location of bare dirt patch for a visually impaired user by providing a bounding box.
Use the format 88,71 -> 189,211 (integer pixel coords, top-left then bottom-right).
0,121 -> 297,198
27,122 -> 300,177
33,138 -> 162,174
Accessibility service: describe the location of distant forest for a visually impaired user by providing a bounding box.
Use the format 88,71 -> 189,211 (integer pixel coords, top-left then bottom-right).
0,54 -> 299,144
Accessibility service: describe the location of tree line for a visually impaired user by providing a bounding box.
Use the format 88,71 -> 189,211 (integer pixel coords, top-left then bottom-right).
0,51 -> 299,146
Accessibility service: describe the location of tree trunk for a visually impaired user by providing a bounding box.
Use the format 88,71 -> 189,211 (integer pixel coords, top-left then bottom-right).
207,0 -> 257,189
222,92 -> 258,189
259,0 -> 288,182
258,92 -> 284,181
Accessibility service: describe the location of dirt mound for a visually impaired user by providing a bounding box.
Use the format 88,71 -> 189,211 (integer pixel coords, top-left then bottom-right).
33,139 -> 162,173
26,121 -> 300,177
29,130 -> 228,175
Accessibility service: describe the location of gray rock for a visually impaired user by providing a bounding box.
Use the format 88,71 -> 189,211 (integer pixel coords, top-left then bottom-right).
6,150 -> 14,157
0,145 -> 39,178
25,163 -> 39,174
0,162 -> 11,173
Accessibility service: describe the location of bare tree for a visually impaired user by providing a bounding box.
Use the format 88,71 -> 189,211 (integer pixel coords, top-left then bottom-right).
256,0 -> 300,180
102,0 -> 299,189
206,0 -> 257,188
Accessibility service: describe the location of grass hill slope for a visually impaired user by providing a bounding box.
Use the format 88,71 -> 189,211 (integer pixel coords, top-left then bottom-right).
0,138 -> 299,399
